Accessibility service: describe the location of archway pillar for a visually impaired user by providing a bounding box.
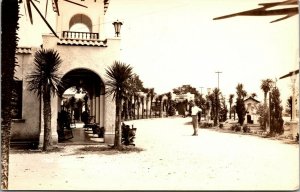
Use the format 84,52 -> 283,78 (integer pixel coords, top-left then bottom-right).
100,95 -> 104,127
104,94 -> 116,144
95,96 -> 100,123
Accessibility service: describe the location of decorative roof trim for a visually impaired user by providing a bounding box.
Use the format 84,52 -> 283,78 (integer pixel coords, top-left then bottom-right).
244,96 -> 260,103
57,38 -> 108,47
104,0 -> 110,14
16,47 -> 32,54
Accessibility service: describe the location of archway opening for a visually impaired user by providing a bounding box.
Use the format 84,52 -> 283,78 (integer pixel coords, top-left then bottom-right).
58,68 -> 105,144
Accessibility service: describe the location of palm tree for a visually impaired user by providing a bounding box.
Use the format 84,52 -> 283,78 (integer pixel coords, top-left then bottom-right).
105,61 -> 133,148
229,94 -> 234,119
1,0 -> 20,189
260,79 -> 274,130
26,49 -> 63,151
212,88 -> 221,126
236,83 -> 247,125
260,79 -> 273,104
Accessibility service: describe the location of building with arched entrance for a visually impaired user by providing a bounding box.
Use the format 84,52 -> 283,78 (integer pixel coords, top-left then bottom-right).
12,0 -> 119,147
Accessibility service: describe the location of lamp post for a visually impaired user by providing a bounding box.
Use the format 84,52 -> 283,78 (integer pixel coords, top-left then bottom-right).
112,20 -> 123,37
215,71 -> 222,90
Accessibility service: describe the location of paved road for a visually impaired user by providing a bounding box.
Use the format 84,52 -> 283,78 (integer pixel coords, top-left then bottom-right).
9,117 -> 299,190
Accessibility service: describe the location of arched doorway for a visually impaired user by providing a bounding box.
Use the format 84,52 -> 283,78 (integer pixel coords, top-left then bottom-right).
57,68 -> 105,144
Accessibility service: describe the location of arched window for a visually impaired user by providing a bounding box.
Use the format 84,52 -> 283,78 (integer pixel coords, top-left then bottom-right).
69,14 -> 92,32
62,14 -> 98,39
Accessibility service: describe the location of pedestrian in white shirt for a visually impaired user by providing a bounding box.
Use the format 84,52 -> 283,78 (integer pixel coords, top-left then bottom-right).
190,101 -> 202,136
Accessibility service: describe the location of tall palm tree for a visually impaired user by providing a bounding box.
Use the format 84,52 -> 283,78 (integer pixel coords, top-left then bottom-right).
236,83 -> 247,125
260,79 -> 273,104
260,79 -> 273,130
212,88 -> 221,126
105,61 -> 133,148
229,94 -> 234,119
1,0 -> 20,189
26,49 -> 63,151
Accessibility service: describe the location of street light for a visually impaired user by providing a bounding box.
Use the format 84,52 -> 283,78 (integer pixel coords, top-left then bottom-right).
112,20 -> 123,37
199,87 -> 204,95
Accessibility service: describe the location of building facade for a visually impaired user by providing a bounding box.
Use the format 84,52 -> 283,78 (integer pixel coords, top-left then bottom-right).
12,0 -> 119,146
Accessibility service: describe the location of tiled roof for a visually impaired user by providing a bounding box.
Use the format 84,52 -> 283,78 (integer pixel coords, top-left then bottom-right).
57,39 -> 107,47
16,47 -> 32,54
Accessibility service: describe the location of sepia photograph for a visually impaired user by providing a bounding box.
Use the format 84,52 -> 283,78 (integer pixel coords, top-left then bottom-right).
2,0 -> 299,190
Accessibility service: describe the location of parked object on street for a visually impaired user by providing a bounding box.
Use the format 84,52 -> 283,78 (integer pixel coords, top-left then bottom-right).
122,123 -> 137,146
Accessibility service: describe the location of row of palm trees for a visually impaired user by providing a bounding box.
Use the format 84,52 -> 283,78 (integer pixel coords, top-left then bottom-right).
195,78 -> 277,130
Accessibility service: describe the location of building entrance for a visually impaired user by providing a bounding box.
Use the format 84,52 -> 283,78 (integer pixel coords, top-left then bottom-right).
57,68 -> 105,144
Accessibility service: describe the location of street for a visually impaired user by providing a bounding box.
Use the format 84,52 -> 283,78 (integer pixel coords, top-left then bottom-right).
9,117 -> 299,190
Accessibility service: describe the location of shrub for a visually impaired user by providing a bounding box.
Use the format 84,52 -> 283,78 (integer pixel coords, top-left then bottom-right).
219,123 -> 224,129
231,124 -> 241,132
242,125 -> 250,133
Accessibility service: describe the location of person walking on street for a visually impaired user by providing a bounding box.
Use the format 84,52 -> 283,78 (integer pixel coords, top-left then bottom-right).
190,101 -> 202,136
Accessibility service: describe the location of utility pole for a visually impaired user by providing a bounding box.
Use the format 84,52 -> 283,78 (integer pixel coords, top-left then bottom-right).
215,71 -> 222,89
199,87 -> 204,95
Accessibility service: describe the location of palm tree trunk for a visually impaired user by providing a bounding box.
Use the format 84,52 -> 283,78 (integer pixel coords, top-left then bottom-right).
229,103 -> 232,119
43,88 -> 52,151
159,99 -> 163,118
124,99 -> 129,120
141,102 -> 144,119
146,98 -> 149,118
150,97 -> 153,118
1,0 -> 19,189
114,95 -> 122,148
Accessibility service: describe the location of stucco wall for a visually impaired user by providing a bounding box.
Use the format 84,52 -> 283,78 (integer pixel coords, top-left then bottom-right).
12,48 -> 41,141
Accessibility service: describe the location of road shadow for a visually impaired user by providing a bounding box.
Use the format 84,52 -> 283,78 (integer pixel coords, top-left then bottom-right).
62,145 -> 145,156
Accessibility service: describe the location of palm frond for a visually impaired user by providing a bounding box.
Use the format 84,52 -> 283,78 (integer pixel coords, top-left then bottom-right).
26,49 -> 63,98
105,61 -> 133,100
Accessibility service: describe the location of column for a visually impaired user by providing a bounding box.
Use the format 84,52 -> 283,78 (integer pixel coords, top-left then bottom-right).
95,96 -> 100,123
100,95 -> 104,127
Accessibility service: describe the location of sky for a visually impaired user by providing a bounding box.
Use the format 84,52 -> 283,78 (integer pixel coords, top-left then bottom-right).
18,0 -> 299,104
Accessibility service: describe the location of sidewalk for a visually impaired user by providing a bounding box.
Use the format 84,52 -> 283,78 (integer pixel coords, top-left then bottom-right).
8,117 -> 299,190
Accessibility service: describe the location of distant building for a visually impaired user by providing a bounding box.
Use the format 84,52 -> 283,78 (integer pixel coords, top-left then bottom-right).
244,96 -> 260,124
171,92 -> 195,102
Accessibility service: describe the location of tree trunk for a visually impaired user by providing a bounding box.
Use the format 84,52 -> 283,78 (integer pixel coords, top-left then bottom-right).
146,98 -> 149,118
159,99 -> 163,118
124,99 -> 129,121
233,110 -> 236,120
229,103 -> 232,119
114,95 -> 122,148
150,97 -> 153,118
43,88 -> 52,151
141,102 -> 144,119
137,101 -> 140,119
1,0 -> 19,189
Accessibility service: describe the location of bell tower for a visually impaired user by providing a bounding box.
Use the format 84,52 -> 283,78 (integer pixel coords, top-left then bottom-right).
55,0 -> 110,41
